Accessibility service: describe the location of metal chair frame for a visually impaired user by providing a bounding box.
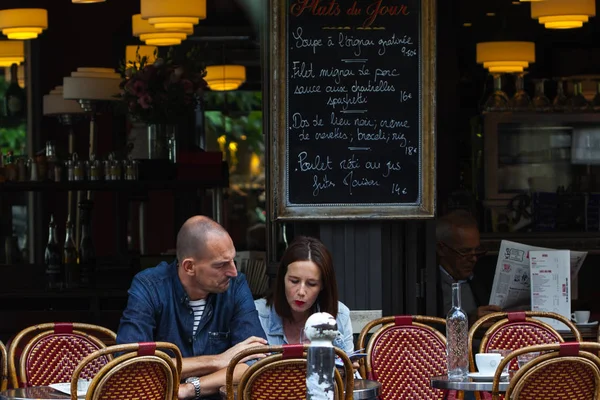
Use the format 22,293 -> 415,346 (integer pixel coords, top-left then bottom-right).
7,322 -> 117,388
356,315 -> 448,400
225,344 -> 354,400
71,342 -> 182,400
491,342 -> 600,400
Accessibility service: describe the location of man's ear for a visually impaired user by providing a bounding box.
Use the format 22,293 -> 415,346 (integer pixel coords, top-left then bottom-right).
180,258 -> 195,275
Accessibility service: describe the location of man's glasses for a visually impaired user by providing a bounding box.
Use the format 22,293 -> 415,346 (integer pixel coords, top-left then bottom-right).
441,242 -> 487,259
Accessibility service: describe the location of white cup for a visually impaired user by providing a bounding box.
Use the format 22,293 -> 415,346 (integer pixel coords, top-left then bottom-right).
572,310 -> 591,324
475,353 -> 502,375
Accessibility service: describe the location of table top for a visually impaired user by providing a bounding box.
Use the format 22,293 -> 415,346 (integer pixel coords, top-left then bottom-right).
0,387 -> 70,400
218,379 -> 381,399
431,375 -> 509,392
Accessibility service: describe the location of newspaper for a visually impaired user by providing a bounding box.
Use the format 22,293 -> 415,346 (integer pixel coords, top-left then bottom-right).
489,240 -> 587,310
530,250 -> 571,331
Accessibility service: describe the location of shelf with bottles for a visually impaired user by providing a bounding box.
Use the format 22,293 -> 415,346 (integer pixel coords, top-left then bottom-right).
482,74 -> 600,113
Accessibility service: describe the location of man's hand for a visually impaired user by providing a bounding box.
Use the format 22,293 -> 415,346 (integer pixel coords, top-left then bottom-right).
476,305 -> 502,320
178,383 -> 195,400
216,336 -> 268,369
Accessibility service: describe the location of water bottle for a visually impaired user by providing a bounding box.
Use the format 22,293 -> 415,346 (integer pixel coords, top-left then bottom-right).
446,282 -> 468,380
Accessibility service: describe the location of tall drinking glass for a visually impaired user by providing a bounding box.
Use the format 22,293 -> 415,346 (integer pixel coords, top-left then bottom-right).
553,78 -> 568,111
532,79 -> 551,112
483,73 -> 509,112
509,72 -> 532,111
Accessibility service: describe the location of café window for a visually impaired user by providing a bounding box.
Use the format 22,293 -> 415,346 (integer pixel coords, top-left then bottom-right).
481,113 -> 600,234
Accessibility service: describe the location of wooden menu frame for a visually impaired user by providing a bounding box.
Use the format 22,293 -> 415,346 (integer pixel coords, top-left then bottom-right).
269,0 -> 436,220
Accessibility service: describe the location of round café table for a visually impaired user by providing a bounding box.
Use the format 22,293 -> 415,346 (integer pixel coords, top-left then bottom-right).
0,387 -> 70,400
219,379 -> 381,399
431,375 -> 510,393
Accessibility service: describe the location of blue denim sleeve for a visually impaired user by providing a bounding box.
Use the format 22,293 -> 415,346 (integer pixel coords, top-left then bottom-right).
337,303 -> 355,354
230,273 -> 267,346
116,274 -> 158,345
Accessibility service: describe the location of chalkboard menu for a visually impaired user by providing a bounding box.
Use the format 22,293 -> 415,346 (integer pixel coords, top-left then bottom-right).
270,0 -> 436,220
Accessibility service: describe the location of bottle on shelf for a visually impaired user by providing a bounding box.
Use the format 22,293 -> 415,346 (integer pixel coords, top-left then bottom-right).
4,151 -> 17,181
446,283 -> 468,380
5,63 -> 26,119
63,215 -> 79,289
78,200 -> 95,288
46,141 -> 57,181
44,214 -> 63,289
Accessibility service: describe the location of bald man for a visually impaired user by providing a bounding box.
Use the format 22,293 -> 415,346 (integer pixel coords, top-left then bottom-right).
117,216 -> 267,400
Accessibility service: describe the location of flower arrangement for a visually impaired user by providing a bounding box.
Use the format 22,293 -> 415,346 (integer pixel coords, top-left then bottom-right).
119,46 -> 207,125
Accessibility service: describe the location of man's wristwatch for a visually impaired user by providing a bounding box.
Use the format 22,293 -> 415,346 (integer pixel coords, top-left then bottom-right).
185,377 -> 201,399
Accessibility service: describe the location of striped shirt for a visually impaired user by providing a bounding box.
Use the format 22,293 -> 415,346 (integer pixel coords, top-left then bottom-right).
189,299 -> 207,335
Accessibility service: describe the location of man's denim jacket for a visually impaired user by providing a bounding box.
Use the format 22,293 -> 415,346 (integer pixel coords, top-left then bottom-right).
116,260 -> 266,358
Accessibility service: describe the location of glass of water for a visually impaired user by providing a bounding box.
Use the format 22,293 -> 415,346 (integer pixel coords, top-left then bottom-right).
517,352 -> 540,369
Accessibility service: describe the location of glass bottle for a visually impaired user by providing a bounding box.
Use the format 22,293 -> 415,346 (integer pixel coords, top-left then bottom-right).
63,215 -> 79,289
567,81 -> 590,112
4,151 -> 17,181
483,73 -> 509,112
44,214 -> 63,289
46,141 -> 57,181
78,200 -> 95,288
446,283 -> 468,380
5,63 -> 25,119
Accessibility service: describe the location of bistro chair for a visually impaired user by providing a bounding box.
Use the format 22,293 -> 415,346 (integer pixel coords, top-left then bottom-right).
491,342 -> 600,400
71,341 -> 181,400
0,340 -> 7,391
225,344 -> 354,400
7,322 -> 117,388
357,315 -> 449,400
469,311 -> 581,400
469,311 -> 580,374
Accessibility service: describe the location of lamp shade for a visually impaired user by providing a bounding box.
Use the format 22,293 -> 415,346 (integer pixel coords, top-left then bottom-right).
72,0 -> 106,3
205,65 -> 246,91
476,41 -> 535,73
531,0 -> 596,29
63,67 -> 121,101
43,86 -> 85,116
141,0 -> 206,30
132,14 -> 191,46
126,45 -> 157,68
0,9 -> 48,40
0,40 -> 24,67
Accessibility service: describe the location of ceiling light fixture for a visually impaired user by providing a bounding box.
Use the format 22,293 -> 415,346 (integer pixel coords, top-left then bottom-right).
0,40 -> 24,67
531,0 -> 595,29
72,0 -> 106,3
141,0 -> 206,31
132,14 -> 191,47
476,41 -> 535,74
0,8 -> 48,40
205,65 -> 246,91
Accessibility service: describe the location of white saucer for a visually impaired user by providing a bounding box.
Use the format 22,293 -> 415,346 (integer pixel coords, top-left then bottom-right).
575,321 -> 598,327
468,372 -> 509,381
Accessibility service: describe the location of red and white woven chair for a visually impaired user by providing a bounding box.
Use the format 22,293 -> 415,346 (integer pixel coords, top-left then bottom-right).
357,315 -> 450,400
225,344 -> 354,400
7,322 -> 116,388
491,342 -> 600,400
469,311 -> 581,400
71,342 -> 181,400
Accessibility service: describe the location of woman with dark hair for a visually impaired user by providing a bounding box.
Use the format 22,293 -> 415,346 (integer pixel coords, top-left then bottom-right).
254,236 -> 354,352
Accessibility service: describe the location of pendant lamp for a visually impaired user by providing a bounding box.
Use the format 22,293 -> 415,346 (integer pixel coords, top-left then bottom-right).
205,65 -> 246,91
476,41 -> 535,74
0,9 -> 48,40
132,14 -> 191,46
141,0 -> 206,31
0,40 -> 24,67
531,0 -> 595,29
126,45 -> 158,68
